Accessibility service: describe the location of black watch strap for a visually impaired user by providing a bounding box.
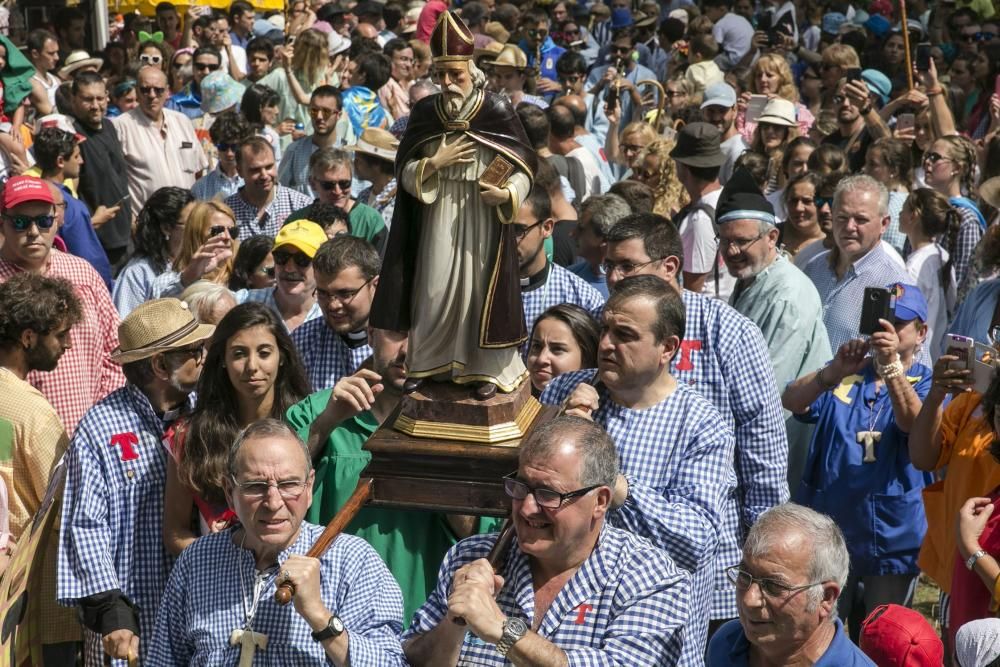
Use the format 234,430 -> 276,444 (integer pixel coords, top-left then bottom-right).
311,615 -> 345,642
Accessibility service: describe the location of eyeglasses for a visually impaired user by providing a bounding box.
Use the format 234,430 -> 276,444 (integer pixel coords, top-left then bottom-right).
726,565 -> 824,600
215,142 -> 240,153
528,29 -> 548,38
503,472 -> 601,509
3,213 -> 57,231
513,220 -> 543,241
317,179 -> 353,192
308,106 -> 340,118
813,195 -> 834,209
665,90 -> 687,98
601,256 -> 665,275
622,143 -> 643,153
716,232 -> 765,253
230,475 -> 307,500
194,62 -> 221,71
163,342 -> 207,362
272,249 -> 312,268
559,74 -> 584,84
314,278 -> 373,305
139,85 -> 167,96
924,151 -> 952,165
139,53 -> 163,65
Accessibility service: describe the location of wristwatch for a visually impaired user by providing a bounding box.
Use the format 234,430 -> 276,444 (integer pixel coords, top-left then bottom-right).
966,549 -> 988,571
311,614 -> 345,642
496,617 -> 528,656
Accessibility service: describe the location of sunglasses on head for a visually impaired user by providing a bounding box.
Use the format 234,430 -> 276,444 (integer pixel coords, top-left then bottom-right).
318,179 -> 353,192
139,85 -> 167,96
272,249 -> 312,268
194,62 -> 221,71
3,213 -> 56,231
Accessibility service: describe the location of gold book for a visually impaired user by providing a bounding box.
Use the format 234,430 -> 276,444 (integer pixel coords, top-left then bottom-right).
479,155 -> 515,188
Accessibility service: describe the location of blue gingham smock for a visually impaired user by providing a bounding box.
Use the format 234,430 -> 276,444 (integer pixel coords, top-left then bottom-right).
402,524 -> 691,666
291,318 -> 373,392
148,524 -> 407,666
57,384 -> 191,665
521,262 -> 606,340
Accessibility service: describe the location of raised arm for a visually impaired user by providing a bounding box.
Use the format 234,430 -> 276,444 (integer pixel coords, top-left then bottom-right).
909,355 -> 973,471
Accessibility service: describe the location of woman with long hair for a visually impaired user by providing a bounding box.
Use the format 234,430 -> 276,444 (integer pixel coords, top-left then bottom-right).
605,119 -> 656,180
864,138 -> 912,254
162,302 -> 311,554
168,47 -> 193,94
257,29 -> 330,147
526,304 -> 600,394
240,82 -> 283,162
749,97 -> 800,195
767,136 -> 814,219
137,38 -> 173,74
113,187 -> 195,317
229,235 -> 276,292
736,53 -> 814,142
630,137 -> 689,217
779,172 -> 825,259
151,201 -> 239,298
899,189 -> 960,358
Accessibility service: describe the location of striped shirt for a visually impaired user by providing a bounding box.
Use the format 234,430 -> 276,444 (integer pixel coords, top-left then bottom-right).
403,524 -> 692,666
149,524 -> 407,666
291,318 -> 372,391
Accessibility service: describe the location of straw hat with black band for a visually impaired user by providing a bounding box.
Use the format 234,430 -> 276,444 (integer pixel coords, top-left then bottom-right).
344,128 -> 399,163
112,299 -> 216,365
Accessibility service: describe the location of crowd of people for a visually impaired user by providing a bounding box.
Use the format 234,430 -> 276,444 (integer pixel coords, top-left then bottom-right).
1,0 -> 1000,664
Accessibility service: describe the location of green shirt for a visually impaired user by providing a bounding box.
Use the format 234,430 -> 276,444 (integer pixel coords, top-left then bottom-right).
286,390 -> 500,625
285,201 -> 386,247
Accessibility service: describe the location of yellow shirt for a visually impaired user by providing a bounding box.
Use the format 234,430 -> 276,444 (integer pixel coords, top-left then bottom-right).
918,392 -> 1000,593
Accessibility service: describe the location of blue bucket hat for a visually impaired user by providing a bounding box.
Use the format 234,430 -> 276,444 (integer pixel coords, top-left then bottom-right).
864,14 -> 891,37
610,8 -> 634,30
862,69 -> 892,106
890,283 -> 928,322
822,12 -> 847,35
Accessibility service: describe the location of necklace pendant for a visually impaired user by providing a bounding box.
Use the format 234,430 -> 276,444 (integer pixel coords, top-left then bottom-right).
856,430 -> 882,463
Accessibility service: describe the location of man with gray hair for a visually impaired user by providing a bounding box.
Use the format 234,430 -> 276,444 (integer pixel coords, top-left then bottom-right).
802,174 -> 914,359
569,193 -> 632,297
707,503 -> 871,665
402,415 -> 693,665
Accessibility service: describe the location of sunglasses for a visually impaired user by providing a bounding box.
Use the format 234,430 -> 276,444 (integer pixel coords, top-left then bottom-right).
209,224 -> 239,238
140,54 -> 163,65
962,32 -> 994,41
924,151 -> 951,164
308,106 -> 339,118
272,249 -> 312,268
194,62 -> 221,71
3,213 -> 57,231
215,142 -> 240,153
813,196 -> 834,208
317,179 -> 352,192
139,85 -> 167,96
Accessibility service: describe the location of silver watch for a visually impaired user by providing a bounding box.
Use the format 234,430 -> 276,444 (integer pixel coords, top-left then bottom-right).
496,617 -> 528,656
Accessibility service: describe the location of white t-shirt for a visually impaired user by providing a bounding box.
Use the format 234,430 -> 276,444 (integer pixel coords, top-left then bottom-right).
712,13 -> 755,70
906,243 -> 957,360
679,189 -> 735,300
221,45 -> 248,76
719,133 -> 748,185
566,145 -> 605,200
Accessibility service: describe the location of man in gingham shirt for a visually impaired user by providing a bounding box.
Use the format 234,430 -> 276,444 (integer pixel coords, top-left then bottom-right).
58,298 -> 215,665
600,213 -> 789,632
403,416 -> 691,666
149,420 -> 406,666
291,236 -> 377,391
516,187 -> 605,355
225,137 -> 312,241
540,276 -> 736,664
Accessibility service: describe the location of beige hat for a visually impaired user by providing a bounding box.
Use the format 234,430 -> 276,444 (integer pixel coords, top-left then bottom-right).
58,50 -> 104,79
112,299 -> 216,364
345,127 -> 399,161
981,177 -> 1000,211
474,40 -> 504,62
484,21 -> 510,44
756,98 -> 798,127
487,44 -> 528,70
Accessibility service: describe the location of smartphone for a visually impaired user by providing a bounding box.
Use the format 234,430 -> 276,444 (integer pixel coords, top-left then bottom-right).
897,113 -> 915,132
971,342 -> 995,393
210,225 -> 227,237
859,287 -> 894,336
944,333 -> 974,370
757,12 -> 772,31
916,43 -> 932,72
112,194 -> 131,208
605,83 -> 619,112
847,67 -> 863,83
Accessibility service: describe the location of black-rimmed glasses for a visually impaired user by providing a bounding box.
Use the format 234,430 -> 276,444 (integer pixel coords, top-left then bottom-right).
503,472 -> 601,509
601,256 -> 665,276
314,279 -> 373,305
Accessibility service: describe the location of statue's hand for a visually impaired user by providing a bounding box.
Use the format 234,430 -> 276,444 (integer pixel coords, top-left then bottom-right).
479,183 -> 510,207
428,134 -> 476,173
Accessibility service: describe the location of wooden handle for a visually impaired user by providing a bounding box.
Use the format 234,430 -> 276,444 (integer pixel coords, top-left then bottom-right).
899,0 -> 914,90
274,477 -> 374,605
453,518 -> 515,626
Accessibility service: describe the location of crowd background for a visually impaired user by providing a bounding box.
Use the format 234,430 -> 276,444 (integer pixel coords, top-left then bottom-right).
2,0 -> 1000,664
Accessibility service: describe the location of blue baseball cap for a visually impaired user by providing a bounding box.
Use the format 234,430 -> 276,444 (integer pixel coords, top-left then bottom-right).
890,283 -> 928,322
862,69 -> 892,106
864,14 -> 891,37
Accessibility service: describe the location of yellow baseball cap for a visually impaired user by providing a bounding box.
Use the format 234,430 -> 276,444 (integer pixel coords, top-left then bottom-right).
273,220 -> 327,258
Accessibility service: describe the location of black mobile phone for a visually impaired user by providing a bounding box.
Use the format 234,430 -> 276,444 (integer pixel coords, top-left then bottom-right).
859,287 -> 894,336
757,12 -> 772,31
916,43 -> 932,71
847,67 -> 863,83
605,83 -> 619,111
112,193 -> 131,208
210,225 -> 226,237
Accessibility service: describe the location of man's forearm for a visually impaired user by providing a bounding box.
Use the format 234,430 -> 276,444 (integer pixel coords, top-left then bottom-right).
507,631 -> 569,667
863,107 -> 890,139
403,620 -> 467,666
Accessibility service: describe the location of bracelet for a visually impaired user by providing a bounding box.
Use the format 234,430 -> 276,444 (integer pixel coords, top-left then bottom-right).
860,105 -> 873,115
967,549 -> 987,571
927,88 -> 944,97
876,355 -> 904,380
816,366 -> 838,389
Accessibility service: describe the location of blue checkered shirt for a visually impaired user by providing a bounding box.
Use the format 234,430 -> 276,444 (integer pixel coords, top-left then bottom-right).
148,524 -> 406,666
225,186 -> 313,241
291,317 -> 372,391
402,524 -> 692,666
277,137 -> 319,197
238,288 -> 324,331
804,245 -> 917,358
192,166 -> 244,201
58,384 -> 191,665
540,373 -> 736,662
522,262 -> 605,354
954,205 -> 985,290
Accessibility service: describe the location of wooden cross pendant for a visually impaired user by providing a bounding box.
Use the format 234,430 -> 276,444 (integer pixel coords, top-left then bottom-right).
856,430 -> 881,463
230,628 -> 268,667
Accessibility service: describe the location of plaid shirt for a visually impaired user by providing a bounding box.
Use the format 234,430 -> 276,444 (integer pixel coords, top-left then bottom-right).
225,186 -> 313,241
403,524 -> 692,666
0,250 -> 125,436
540,373 -> 736,659
291,318 -> 372,391
58,384 -> 191,665
148,524 -> 406,666
113,256 -> 166,318
953,206 -> 984,290
522,262 -> 605,355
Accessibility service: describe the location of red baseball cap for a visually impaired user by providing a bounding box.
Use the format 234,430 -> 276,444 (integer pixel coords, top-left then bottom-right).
2,176 -> 55,211
860,604 -> 943,667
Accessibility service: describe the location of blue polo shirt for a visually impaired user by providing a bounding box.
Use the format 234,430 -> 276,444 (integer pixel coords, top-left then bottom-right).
520,37 -> 565,100
793,363 -> 934,576
708,618 -> 876,666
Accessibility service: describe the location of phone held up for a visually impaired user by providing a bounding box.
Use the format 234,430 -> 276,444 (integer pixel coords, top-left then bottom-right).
859,286 -> 895,336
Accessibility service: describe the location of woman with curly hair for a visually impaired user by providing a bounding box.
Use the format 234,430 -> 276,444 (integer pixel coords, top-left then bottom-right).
630,137 -> 688,218
604,119 -> 656,180
749,97 -> 800,195
736,53 -> 814,142
162,302 -> 310,554
112,187 -> 195,317
150,201 -> 239,298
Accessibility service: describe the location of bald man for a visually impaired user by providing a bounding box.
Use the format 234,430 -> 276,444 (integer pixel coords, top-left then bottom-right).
112,66 -> 209,212
547,103 -> 608,199
554,94 -> 613,184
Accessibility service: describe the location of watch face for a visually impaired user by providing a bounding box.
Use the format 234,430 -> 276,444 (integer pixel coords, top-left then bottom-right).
506,617 -> 528,636
331,616 -> 345,633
